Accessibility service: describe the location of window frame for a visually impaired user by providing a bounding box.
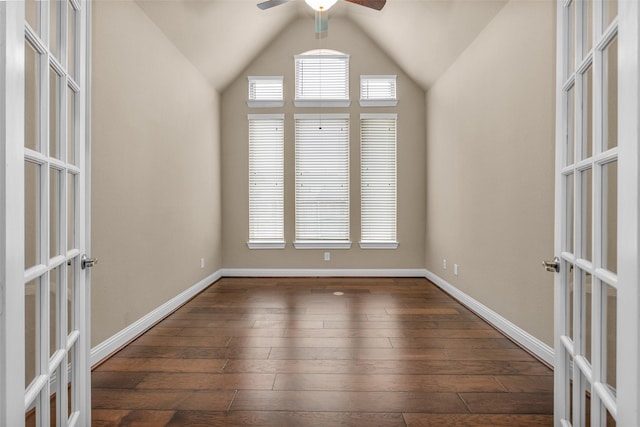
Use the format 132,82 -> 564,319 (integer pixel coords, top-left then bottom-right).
293,113 -> 352,249
247,76 -> 285,108
294,50 -> 351,108
359,113 -> 398,249
247,113 -> 286,249
360,75 -> 398,107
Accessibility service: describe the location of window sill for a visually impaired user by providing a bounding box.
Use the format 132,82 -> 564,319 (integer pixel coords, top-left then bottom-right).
294,100 -> 351,108
359,99 -> 398,107
359,241 -> 399,249
294,240 -> 352,249
247,100 -> 285,108
247,241 -> 286,249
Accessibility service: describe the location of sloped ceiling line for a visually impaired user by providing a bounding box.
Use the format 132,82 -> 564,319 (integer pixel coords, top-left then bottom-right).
134,0 -> 507,92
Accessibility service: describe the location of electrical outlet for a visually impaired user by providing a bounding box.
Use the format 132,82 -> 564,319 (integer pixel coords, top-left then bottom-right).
454,264 -> 459,276
443,259 -> 447,270
324,252 -> 330,261
200,258 -> 205,269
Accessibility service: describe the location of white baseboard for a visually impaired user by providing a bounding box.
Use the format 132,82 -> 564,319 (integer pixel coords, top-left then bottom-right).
90,268 -> 553,369
425,269 -> 554,367
221,268 -> 428,277
90,269 -> 223,367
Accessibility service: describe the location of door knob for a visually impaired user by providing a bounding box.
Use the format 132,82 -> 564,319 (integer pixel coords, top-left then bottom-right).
81,254 -> 98,270
542,257 -> 560,273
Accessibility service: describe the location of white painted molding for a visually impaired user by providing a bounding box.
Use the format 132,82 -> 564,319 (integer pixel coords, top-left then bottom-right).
90,269 -> 223,367
425,269 -> 554,367
90,267 -> 553,372
359,241 -> 399,249
293,241 -> 352,250
247,241 -> 286,249
222,268 -> 427,277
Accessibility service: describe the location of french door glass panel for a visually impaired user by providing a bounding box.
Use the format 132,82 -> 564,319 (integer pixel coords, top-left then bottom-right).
26,0 -> 39,34
21,0 -> 88,425
556,0 -> 619,425
25,279 -> 38,388
50,0 -> 60,60
67,1 -> 77,79
604,38 -> 617,150
602,161 -> 617,273
25,40 -> 39,152
50,68 -> 60,160
25,161 -> 40,269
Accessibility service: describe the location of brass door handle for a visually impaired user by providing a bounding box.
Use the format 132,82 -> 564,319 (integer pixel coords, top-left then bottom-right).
542,257 -> 560,273
81,254 -> 98,270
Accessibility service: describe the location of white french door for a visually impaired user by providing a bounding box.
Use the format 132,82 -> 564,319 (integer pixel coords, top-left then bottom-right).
554,0 -> 640,426
0,0 -> 91,426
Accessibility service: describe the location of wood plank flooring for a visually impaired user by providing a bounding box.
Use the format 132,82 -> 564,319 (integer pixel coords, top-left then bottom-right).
92,277 -> 554,426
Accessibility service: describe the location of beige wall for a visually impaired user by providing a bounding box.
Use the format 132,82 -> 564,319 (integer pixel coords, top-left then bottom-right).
91,0 -> 222,346
221,18 -> 426,269
425,0 -> 556,346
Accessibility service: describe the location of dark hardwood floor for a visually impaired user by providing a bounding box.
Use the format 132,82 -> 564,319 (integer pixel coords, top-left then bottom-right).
91,277 -> 553,426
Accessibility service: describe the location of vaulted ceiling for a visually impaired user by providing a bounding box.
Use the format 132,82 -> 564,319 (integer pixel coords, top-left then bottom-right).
135,0 -> 507,92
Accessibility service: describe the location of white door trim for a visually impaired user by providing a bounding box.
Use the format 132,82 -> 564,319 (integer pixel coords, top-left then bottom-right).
616,0 -> 640,425
0,1 -> 27,425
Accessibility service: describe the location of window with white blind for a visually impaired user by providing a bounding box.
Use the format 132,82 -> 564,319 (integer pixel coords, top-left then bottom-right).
295,50 -> 350,108
360,113 -> 398,249
248,76 -> 285,108
294,114 -> 351,249
360,75 -> 397,107
248,114 -> 285,249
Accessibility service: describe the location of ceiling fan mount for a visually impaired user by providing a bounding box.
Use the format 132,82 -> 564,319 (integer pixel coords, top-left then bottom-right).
257,0 -> 386,34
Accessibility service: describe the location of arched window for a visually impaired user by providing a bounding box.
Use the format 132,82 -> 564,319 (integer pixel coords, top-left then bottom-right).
294,49 -> 350,107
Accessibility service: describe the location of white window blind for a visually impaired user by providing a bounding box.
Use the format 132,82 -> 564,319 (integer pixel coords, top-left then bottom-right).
295,50 -> 350,107
248,114 -> 285,249
295,114 -> 350,247
248,76 -> 284,107
360,113 -> 397,248
360,75 -> 397,107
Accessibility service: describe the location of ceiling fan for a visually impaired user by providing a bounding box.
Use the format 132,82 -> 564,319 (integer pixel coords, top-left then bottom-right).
257,0 -> 386,34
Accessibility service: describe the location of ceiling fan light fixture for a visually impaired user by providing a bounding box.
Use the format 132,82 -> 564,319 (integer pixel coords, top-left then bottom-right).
305,0 -> 338,11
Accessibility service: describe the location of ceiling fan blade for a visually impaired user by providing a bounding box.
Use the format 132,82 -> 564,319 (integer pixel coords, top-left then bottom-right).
315,9 -> 328,34
257,0 -> 290,10
344,0 -> 386,11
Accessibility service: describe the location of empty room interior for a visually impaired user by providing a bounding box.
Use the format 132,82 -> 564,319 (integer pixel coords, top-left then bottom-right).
16,0 -> 625,425
85,0 -> 560,424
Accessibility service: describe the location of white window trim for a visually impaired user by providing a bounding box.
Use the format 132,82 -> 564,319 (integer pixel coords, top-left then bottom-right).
294,99 -> 351,108
294,240 -> 352,249
294,113 -> 350,120
248,100 -> 286,108
247,241 -> 286,249
359,99 -> 397,107
360,113 -> 397,119
359,241 -> 399,249
360,75 -> 398,107
247,76 -> 285,108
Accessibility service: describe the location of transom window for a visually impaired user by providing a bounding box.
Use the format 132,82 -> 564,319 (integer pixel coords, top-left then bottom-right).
360,75 -> 397,106
248,76 -> 284,108
294,49 -> 350,107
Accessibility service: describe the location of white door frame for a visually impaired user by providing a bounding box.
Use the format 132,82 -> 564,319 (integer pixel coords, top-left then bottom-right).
0,1 -> 92,425
1,1 -> 28,425
617,0 -> 640,425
